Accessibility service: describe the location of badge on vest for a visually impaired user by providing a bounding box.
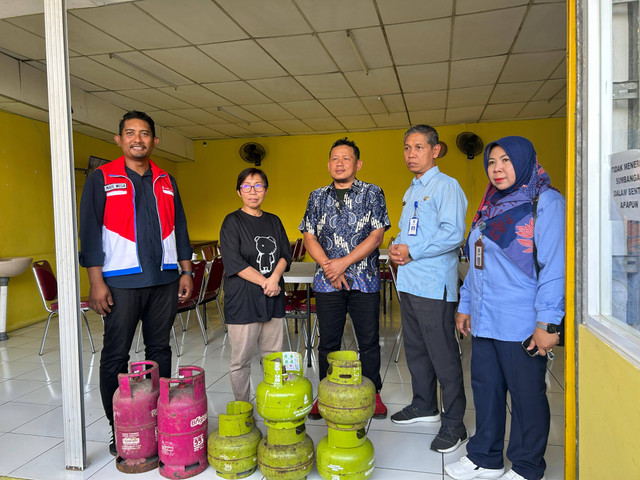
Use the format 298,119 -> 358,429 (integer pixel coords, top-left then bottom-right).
104,183 -> 127,191
161,187 -> 174,196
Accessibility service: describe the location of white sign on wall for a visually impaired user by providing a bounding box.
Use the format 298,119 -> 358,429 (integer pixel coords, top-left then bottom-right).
610,149 -> 640,221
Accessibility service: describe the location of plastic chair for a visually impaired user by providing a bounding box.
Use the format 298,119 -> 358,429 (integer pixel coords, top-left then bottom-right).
177,260 -> 209,345
32,260 -> 95,356
136,261 -> 208,355
197,256 -> 226,332
201,244 -> 215,262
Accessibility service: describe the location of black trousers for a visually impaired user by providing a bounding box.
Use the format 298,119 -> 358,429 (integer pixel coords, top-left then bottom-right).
399,291 -> 466,427
315,290 -> 382,392
99,280 -> 178,424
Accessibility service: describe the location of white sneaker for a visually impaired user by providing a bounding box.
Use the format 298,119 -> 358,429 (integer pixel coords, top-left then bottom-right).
497,471 -> 546,480
445,456 -> 505,480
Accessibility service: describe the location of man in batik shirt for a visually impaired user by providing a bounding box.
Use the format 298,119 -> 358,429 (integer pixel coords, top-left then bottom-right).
299,137 -> 390,420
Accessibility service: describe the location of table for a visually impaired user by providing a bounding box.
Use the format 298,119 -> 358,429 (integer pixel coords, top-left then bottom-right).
283,262 -> 316,367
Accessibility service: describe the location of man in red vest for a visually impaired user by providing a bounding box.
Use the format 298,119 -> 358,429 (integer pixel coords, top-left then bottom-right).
79,111 -> 193,455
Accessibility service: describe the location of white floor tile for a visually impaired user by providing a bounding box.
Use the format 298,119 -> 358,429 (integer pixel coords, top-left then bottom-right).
0,432 -> 61,474
0,296 -> 565,480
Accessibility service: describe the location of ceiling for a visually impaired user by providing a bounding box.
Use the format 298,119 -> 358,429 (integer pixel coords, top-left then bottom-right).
0,0 -> 566,145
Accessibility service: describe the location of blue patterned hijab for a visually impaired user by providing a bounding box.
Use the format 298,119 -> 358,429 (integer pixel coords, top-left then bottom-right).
467,136 -> 554,277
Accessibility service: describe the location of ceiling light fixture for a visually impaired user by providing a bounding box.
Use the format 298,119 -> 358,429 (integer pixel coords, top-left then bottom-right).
217,106 -> 250,125
109,53 -> 178,89
346,30 -> 369,76
377,96 -> 389,115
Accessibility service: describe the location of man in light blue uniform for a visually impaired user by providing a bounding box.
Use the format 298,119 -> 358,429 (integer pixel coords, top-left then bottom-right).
389,124 -> 468,453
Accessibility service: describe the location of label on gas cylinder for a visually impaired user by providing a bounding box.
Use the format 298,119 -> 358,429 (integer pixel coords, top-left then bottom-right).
122,432 -> 140,450
282,351 -> 300,372
161,441 -> 174,455
190,413 -> 207,428
193,433 -> 205,451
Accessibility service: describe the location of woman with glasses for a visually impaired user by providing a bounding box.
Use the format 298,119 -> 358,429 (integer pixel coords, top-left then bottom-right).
219,167 -> 292,401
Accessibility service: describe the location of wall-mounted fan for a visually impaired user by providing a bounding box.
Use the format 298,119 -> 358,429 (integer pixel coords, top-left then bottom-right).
239,142 -> 266,166
455,132 -> 484,160
437,141 -> 448,158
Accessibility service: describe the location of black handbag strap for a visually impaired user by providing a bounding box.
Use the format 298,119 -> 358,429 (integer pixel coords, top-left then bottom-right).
532,195 -> 540,277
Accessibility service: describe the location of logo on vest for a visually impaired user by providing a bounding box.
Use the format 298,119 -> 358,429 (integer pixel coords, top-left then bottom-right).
161,187 -> 174,196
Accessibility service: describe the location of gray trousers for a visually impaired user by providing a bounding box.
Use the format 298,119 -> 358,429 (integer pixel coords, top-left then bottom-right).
399,291 -> 466,427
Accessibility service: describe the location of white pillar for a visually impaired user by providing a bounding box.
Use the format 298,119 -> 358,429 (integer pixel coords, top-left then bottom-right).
43,0 -> 87,469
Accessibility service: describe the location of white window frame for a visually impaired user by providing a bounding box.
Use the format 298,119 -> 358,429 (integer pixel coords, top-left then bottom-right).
584,0 -> 640,367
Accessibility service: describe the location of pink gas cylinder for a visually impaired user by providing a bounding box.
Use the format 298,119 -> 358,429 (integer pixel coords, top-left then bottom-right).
158,366 -> 208,479
113,360 -> 160,473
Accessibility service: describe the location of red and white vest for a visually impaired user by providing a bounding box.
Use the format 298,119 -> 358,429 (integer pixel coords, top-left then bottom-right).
99,157 -> 178,277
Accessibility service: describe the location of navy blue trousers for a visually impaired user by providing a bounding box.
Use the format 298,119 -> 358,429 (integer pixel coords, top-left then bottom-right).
315,290 -> 382,392
99,280 -> 178,424
467,336 -> 550,480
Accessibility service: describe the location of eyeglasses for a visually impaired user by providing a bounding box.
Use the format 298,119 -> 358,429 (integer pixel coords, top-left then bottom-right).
239,183 -> 265,193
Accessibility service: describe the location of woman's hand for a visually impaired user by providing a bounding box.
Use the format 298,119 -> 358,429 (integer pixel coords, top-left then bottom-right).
263,275 -> 281,297
531,327 -> 560,357
456,312 -> 471,336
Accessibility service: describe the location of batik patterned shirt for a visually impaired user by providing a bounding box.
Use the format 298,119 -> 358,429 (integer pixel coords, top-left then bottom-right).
299,178 -> 390,293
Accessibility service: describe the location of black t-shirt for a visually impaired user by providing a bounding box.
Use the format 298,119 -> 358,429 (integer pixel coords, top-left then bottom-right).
220,209 -> 292,324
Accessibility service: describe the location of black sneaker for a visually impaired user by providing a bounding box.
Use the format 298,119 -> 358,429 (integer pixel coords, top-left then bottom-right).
109,426 -> 117,456
390,405 -> 441,424
430,425 -> 468,453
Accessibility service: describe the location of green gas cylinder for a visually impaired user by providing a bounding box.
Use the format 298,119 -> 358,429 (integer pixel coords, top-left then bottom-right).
258,421 -> 315,480
317,351 -> 375,426
256,352 -> 313,423
207,401 -> 262,479
316,428 -> 375,480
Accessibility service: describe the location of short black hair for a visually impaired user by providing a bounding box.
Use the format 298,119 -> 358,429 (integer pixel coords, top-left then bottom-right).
236,167 -> 268,191
330,137 -> 360,160
404,124 -> 438,147
119,111 -> 156,138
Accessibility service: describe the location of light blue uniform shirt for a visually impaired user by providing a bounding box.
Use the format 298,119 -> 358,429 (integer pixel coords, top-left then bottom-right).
396,166 -> 468,302
458,189 -> 565,342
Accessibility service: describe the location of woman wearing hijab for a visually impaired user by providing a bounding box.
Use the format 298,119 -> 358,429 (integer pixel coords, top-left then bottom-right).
445,136 -> 565,480
219,167 -> 291,402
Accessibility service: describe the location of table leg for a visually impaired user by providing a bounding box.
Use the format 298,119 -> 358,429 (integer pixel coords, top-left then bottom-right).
382,261 -> 387,314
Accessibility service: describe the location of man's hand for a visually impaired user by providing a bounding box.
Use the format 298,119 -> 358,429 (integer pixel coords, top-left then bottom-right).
89,280 -> 113,316
263,275 -> 281,297
456,312 -> 471,336
178,275 -> 193,301
321,258 -> 348,282
531,325 -> 560,357
330,274 -> 350,290
389,243 -> 412,265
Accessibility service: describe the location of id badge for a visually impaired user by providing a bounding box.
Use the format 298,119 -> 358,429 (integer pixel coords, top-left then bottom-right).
408,201 -> 419,236
408,217 -> 418,236
474,236 -> 484,269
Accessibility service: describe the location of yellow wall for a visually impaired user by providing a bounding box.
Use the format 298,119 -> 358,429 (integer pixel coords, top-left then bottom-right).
0,109 -> 176,331
1,108 -> 565,332
578,326 -> 640,478
178,117 -> 566,248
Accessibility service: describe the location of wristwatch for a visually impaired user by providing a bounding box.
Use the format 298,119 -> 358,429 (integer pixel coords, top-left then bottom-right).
536,321 -> 560,334
181,270 -> 195,277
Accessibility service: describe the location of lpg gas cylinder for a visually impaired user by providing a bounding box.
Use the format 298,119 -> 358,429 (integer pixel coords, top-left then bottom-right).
317,351 -> 375,426
258,420 -> 314,480
316,428 -> 375,480
208,401 -> 262,479
113,360 -> 160,473
256,351 -> 312,423
158,366 -> 208,479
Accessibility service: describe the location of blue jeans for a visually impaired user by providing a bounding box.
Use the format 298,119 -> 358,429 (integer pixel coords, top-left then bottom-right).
315,290 -> 382,391
467,336 -> 550,480
99,280 -> 178,424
